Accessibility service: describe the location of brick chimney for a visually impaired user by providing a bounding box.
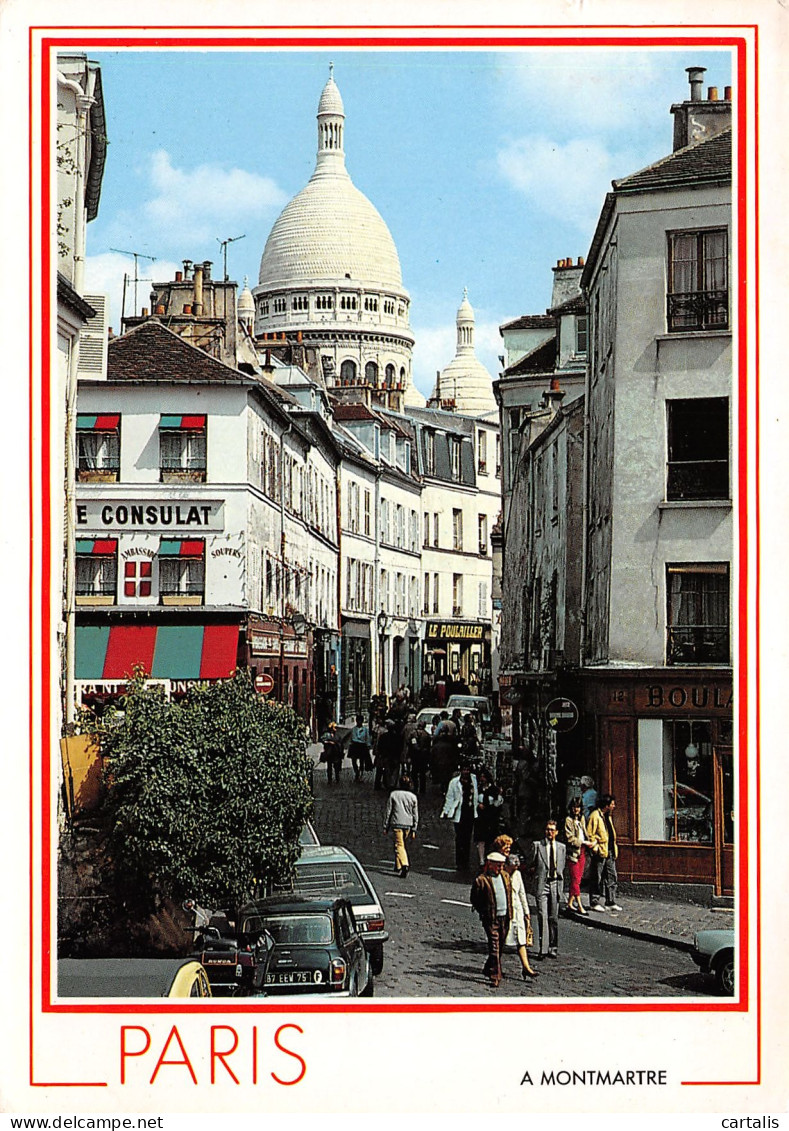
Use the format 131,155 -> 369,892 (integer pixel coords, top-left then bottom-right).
671,66 -> 732,151
550,257 -> 584,311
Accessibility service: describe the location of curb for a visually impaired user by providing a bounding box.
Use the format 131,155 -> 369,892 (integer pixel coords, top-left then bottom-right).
560,907 -> 694,952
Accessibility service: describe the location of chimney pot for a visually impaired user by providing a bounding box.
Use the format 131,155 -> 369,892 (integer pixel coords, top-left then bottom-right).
155,304 -> 166,316
578,256 -> 585,267
686,66 -> 706,101
141,307 -> 149,318
708,86 -> 719,101
182,260 -> 192,279
175,270 -> 183,282
183,304 -> 192,315
203,260 -> 212,281
725,85 -> 732,100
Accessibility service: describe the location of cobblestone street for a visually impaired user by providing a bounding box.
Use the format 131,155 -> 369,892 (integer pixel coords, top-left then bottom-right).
307,752 -> 732,999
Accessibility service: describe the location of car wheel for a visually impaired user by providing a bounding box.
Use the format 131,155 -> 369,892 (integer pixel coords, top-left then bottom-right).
360,973 -> 375,997
715,952 -> 735,995
370,944 -> 384,976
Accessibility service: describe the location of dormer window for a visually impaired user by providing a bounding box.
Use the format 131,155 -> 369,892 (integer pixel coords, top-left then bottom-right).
575,314 -> 588,355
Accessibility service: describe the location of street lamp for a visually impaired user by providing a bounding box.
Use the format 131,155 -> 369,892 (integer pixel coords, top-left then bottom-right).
377,610 -> 388,699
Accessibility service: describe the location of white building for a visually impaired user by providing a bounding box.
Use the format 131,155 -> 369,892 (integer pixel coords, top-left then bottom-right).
253,66 -> 424,411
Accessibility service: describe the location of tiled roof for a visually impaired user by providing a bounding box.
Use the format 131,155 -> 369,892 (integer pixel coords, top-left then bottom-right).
549,293 -> 586,316
331,402 -> 377,422
108,320 -> 247,383
500,313 -> 555,332
614,128 -> 732,193
502,337 -> 557,377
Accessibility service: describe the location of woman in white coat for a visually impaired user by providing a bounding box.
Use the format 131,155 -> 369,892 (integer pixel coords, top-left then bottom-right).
504,853 -> 538,980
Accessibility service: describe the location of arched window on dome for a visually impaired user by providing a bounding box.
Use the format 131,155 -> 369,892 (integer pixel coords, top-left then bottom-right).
365,361 -> 378,386
399,367 -> 406,389
340,360 -> 357,386
385,364 -> 395,387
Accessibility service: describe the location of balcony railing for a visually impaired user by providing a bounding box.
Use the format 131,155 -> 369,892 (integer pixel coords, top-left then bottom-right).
667,625 -> 729,665
667,289 -> 729,333
666,460 -> 729,501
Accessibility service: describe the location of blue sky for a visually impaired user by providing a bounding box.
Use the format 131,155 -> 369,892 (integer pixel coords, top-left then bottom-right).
83,46 -> 732,396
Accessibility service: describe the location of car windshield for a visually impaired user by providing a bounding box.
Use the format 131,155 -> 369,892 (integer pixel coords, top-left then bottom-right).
293,861 -> 369,899
242,913 -> 334,945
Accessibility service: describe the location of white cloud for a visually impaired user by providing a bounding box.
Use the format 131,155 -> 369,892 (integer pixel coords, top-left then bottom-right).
495,50 -> 664,133
496,133 -> 629,234
142,150 -> 287,242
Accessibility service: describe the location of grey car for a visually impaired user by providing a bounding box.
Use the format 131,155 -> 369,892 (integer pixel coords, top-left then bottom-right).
690,928 -> 735,994
286,845 -> 389,975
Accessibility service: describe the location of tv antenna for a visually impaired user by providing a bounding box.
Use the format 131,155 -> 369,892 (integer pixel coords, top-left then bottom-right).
217,234 -> 245,281
111,248 -> 156,319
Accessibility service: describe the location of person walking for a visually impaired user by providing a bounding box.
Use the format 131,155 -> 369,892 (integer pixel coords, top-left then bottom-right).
580,775 -> 598,819
430,711 -> 459,793
586,794 -> 623,912
409,720 -> 431,794
319,722 -> 344,785
348,714 -> 372,781
474,767 -> 504,867
530,819 -> 566,959
469,851 -> 513,988
383,775 -> 419,878
440,763 -> 479,872
503,853 -> 538,980
564,796 -> 592,914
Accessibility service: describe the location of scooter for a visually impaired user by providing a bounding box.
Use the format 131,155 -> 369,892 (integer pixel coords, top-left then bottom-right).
183,899 -> 273,997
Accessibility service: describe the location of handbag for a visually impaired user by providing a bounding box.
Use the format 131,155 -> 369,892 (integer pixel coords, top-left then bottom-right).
525,921 -> 534,948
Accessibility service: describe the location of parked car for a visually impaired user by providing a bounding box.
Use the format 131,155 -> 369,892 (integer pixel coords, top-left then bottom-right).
690,928 -> 735,994
286,845 -> 389,975
184,901 -> 272,997
58,958 -> 212,998
239,895 -> 373,997
445,694 -> 492,731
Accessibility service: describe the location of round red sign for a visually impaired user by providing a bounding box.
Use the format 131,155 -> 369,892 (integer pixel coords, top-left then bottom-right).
255,673 -> 275,695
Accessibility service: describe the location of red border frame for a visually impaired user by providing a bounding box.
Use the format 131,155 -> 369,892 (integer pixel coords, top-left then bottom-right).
31,23 -> 759,1090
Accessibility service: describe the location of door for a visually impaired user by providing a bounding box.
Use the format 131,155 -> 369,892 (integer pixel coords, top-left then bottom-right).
712,745 -> 734,896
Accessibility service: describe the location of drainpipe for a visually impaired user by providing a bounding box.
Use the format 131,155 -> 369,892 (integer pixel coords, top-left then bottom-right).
279,418 -> 294,705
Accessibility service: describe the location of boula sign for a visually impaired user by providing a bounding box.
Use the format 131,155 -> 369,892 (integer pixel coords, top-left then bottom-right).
75,499 -> 225,531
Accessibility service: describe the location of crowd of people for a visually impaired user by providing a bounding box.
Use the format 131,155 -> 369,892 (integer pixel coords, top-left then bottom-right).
318,700 -> 623,990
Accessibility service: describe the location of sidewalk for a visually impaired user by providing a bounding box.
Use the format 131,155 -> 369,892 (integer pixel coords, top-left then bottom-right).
305,743 -> 734,952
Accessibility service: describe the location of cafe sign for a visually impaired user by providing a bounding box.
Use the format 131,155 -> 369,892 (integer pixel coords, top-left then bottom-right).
75,499 -> 225,532
426,621 -> 484,642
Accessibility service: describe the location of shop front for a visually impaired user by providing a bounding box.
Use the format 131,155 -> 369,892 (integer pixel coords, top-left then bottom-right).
581,668 -> 734,896
340,617 -> 372,721
245,614 -> 313,726
422,620 -> 489,692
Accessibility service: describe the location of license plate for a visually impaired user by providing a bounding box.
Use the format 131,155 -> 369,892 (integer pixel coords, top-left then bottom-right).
265,970 -> 314,985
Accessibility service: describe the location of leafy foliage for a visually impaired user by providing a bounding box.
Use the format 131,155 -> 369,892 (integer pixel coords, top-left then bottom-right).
101,670 -> 313,911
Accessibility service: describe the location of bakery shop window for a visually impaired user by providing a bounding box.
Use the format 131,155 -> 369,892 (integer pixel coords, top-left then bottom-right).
637,719 -> 713,843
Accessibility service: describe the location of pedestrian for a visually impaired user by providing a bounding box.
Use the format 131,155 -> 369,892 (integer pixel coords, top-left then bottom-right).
348,714 -> 372,781
564,796 -> 592,914
319,722 -> 344,785
586,794 -> 623,912
383,775 -> 419,878
377,719 -> 403,792
580,775 -> 598,819
460,713 -> 480,762
469,851 -> 512,988
503,854 -> 538,980
530,819 -> 566,959
474,767 -> 504,867
440,762 -> 479,872
435,676 -> 447,707
409,720 -> 431,794
430,711 -> 459,792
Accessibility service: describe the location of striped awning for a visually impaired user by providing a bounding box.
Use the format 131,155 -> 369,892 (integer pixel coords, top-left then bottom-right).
76,414 -> 120,431
159,414 -> 206,430
76,538 -> 118,555
76,623 -> 239,680
159,539 -> 204,557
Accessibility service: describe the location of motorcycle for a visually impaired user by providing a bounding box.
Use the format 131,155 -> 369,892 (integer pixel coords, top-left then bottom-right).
183,899 -> 273,997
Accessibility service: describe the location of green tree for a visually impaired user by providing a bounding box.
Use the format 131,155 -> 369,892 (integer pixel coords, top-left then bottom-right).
101,670 -> 313,912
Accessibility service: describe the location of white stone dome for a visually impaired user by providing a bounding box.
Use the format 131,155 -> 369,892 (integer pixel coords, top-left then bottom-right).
436,289 -> 497,416
238,276 -> 254,316
258,176 -> 404,291
258,66 -> 405,293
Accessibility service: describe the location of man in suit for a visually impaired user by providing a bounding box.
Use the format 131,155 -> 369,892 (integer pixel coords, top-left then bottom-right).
531,819 -> 566,959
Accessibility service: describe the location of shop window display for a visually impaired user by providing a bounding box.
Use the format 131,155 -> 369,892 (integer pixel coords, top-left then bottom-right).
638,719 -> 713,843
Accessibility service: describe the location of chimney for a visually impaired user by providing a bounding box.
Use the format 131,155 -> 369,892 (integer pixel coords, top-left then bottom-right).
203,260 -> 212,281
542,376 -> 566,418
672,66 -> 732,151
687,66 -> 706,101
175,270 -> 183,282
182,260 -> 192,280
193,262 -> 204,316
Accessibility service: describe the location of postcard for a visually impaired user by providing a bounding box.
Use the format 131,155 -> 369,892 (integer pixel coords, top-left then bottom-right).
1,0 -> 787,1119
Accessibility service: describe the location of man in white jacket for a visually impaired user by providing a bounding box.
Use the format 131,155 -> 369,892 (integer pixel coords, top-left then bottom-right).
384,776 -> 419,878
440,763 -> 479,872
